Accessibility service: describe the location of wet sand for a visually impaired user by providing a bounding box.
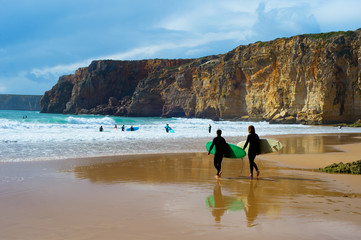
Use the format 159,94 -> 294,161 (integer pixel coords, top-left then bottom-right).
1,133 -> 361,239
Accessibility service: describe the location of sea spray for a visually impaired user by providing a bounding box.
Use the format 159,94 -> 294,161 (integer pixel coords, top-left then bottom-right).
2,110 -> 361,162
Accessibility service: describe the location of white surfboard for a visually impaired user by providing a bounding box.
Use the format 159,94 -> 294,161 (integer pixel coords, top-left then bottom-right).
237,138 -> 283,154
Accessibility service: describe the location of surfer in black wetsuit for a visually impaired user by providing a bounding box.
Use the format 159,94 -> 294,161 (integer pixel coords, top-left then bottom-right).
99,126 -> 103,132
208,129 -> 228,178
243,125 -> 260,178
209,124 -> 212,133
165,124 -> 170,133
130,126 -> 134,131
121,125 -> 125,131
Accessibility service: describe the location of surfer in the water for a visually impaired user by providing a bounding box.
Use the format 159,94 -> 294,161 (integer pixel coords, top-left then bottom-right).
165,124 -> 170,133
243,125 -> 260,178
208,129 -> 228,178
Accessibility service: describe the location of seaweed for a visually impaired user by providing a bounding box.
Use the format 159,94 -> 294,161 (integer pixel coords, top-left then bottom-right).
319,160 -> 361,174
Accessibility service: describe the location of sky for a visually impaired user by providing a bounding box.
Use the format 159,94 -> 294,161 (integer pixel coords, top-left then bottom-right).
1,0 -> 361,95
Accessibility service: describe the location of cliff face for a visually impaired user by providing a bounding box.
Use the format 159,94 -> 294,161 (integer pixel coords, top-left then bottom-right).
0,94 -> 42,111
41,30 -> 361,124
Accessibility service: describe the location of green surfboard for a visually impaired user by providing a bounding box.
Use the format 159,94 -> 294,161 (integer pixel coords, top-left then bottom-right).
206,195 -> 244,211
206,141 -> 246,159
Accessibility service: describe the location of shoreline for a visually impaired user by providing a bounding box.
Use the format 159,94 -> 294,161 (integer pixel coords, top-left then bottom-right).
3,132 -> 361,163
1,133 -> 361,239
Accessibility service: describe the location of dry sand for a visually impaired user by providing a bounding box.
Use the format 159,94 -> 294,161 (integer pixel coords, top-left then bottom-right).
1,133 -> 361,240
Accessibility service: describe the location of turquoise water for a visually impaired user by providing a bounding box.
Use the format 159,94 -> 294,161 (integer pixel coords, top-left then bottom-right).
1,110 -> 361,162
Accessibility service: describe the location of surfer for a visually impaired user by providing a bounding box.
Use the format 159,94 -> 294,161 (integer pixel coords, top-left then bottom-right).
165,124 -> 170,133
243,125 -> 260,178
209,124 -> 212,133
114,124 -> 117,129
121,125 -> 125,131
208,129 -> 228,178
130,125 -> 134,131
99,126 -> 103,132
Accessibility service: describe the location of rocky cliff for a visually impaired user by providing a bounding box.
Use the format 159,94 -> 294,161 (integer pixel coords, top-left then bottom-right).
0,94 -> 41,111
41,29 -> 361,124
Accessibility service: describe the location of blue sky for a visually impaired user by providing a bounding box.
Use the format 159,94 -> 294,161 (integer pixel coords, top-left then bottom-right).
1,0 -> 361,95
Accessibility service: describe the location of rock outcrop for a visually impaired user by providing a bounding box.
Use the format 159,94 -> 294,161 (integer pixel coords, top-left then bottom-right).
41,29 -> 361,124
0,94 -> 42,111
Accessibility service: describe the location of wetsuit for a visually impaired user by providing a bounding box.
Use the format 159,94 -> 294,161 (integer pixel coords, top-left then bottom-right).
243,133 -> 260,176
209,136 -> 228,176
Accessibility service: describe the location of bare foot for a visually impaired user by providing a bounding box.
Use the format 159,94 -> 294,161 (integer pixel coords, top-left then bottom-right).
218,171 -> 222,178
257,170 -> 260,177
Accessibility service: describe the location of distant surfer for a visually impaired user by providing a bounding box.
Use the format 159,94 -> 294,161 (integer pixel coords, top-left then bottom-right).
165,124 -> 170,133
130,125 -> 134,131
243,125 -> 260,178
209,124 -> 212,133
114,124 -> 117,129
121,125 -> 125,131
208,129 -> 228,178
99,126 -> 103,132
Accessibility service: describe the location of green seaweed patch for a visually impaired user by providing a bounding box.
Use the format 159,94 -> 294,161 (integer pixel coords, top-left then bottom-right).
319,160 -> 361,174
335,119 -> 361,128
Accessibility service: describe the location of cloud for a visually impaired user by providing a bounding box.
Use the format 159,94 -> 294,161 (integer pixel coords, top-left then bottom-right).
30,61 -> 90,80
26,1 -> 321,88
29,45 -> 166,81
0,72 -> 52,95
251,2 -> 321,41
2,0 -> 360,95
29,27 -> 254,81
157,1 -> 258,34
0,84 -> 7,93
311,0 -> 361,31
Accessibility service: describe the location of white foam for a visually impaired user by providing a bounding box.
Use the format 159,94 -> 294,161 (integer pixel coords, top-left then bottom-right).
1,111 -> 361,162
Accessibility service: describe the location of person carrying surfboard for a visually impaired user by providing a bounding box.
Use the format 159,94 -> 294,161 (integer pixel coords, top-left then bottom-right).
208,129 -> 229,178
243,125 -> 260,178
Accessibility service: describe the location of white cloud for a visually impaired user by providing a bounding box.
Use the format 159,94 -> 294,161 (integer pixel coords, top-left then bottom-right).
5,0 -> 360,96
157,1 -> 258,33
29,27 -> 255,81
311,0 -> 361,31
0,72 -> 51,95
30,61 -> 90,80
0,84 -> 7,93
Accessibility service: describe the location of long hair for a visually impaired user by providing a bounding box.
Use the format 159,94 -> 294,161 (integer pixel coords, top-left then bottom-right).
248,125 -> 255,134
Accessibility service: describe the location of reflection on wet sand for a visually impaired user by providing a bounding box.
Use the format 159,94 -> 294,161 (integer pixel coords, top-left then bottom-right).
206,180 -> 244,223
276,133 -> 361,154
205,179 -> 264,227
243,180 -> 260,227
71,151 -> 361,228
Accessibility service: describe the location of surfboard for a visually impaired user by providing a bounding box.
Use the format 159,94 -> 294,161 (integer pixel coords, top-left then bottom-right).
206,141 -> 246,159
126,127 -> 139,131
165,126 -> 175,133
206,195 -> 244,211
237,138 -> 283,155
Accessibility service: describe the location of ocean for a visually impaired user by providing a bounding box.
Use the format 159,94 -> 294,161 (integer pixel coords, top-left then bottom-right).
1,110 -> 361,162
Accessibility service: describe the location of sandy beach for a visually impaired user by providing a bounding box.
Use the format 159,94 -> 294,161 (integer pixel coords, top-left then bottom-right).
1,133 -> 361,240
